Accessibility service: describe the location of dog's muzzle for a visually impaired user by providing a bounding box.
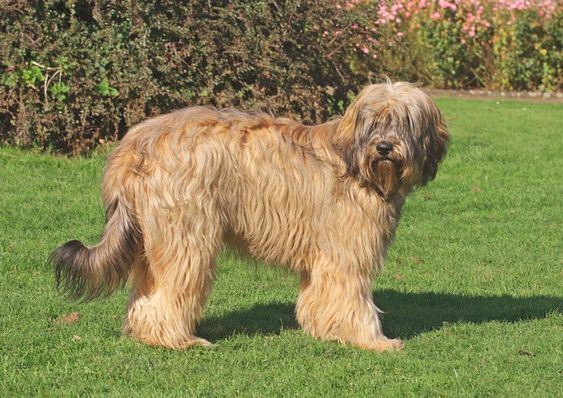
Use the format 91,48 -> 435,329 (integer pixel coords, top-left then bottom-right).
376,140 -> 393,156
371,142 -> 402,199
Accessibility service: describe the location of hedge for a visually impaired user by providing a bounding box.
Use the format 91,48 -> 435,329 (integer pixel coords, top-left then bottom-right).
0,0 -> 379,153
0,0 -> 561,153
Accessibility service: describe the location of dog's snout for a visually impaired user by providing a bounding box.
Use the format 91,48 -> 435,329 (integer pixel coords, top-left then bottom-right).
376,141 -> 393,156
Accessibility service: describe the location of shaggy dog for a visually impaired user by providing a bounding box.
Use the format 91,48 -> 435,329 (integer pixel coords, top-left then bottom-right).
52,81 -> 449,351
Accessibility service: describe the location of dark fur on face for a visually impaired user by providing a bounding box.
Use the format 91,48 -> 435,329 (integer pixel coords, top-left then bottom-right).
338,82 -> 449,199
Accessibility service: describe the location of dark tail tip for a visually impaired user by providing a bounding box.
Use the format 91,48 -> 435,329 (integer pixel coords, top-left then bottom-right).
51,240 -> 94,301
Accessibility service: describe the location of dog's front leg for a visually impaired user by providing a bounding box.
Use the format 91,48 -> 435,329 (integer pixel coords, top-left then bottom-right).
296,265 -> 403,352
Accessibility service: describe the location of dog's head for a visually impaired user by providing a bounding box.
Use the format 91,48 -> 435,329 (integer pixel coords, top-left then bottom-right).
336,82 -> 449,199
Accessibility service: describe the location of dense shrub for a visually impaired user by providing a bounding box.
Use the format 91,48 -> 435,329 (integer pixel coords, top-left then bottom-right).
0,0 -> 379,153
0,0 -> 561,153
375,0 -> 562,90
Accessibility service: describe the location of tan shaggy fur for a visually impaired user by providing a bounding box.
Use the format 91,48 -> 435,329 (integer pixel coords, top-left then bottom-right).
52,81 -> 449,351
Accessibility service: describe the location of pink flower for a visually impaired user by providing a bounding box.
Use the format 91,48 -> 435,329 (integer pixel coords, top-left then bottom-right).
438,0 -> 457,11
343,0 -> 362,9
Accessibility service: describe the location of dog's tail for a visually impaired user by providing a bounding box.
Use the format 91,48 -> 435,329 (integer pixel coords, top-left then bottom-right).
51,152 -> 141,301
51,198 -> 139,301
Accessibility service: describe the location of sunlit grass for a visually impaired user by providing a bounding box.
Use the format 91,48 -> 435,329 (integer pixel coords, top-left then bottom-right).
1,98 -> 561,396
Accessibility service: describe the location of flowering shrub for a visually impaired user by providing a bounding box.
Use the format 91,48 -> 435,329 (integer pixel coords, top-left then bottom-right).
374,0 -> 562,90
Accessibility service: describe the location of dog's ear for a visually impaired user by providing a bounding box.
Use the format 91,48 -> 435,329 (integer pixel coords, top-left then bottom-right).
336,96 -> 370,179
421,106 -> 449,185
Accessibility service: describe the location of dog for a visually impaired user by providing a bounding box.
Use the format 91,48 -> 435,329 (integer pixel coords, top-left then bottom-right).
52,81 -> 449,351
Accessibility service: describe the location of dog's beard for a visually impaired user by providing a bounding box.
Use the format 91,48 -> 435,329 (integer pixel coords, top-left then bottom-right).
371,159 -> 400,199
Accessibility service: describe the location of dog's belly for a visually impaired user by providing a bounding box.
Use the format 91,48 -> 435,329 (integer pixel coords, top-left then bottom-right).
222,230 -> 276,268
221,210 -> 317,270
223,230 -> 252,257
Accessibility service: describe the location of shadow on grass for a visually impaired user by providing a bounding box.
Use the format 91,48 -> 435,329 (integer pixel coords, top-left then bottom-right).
377,290 -> 562,339
199,302 -> 299,341
199,290 -> 562,341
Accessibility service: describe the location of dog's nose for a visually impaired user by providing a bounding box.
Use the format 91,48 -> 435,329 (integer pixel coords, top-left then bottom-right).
376,141 -> 393,156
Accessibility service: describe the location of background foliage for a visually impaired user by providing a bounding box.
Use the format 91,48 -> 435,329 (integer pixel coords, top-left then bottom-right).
375,0 -> 562,90
0,0 -> 379,152
0,0 -> 561,153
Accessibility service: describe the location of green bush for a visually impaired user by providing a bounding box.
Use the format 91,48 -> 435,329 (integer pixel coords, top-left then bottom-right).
1,1 -> 561,153
0,0 -> 379,153
492,10 -> 562,91
374,1 -> 562,92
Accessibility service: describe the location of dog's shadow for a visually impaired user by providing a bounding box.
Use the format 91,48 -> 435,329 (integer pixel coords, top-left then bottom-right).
198,290 -> 562,341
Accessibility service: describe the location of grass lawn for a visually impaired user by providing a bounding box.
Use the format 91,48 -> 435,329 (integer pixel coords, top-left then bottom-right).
1,98 -> 562,396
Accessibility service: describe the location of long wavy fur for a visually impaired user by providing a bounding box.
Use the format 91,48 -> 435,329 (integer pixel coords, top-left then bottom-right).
51,81 -> 448,351
52,182 -> 139,301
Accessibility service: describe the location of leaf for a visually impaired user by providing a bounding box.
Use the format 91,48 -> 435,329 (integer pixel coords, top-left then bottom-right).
49,82 -> 70,101
54,311 -> 80,324
95,78 -> 119,97
518,350 -> 535,357
21,65 -> 44,86
1,73 -> 18,88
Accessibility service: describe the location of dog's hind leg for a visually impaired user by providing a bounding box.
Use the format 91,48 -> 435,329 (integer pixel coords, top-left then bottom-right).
124,202 -> 222,349
296,260 -> 403,352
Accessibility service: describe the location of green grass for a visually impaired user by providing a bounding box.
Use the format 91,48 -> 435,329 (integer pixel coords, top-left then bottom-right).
1,98 -> 562,397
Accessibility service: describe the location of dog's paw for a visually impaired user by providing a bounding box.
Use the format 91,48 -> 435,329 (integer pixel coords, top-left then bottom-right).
132,334 -> 214,350
361,338 -> 404,352
177,337 -> 213,349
